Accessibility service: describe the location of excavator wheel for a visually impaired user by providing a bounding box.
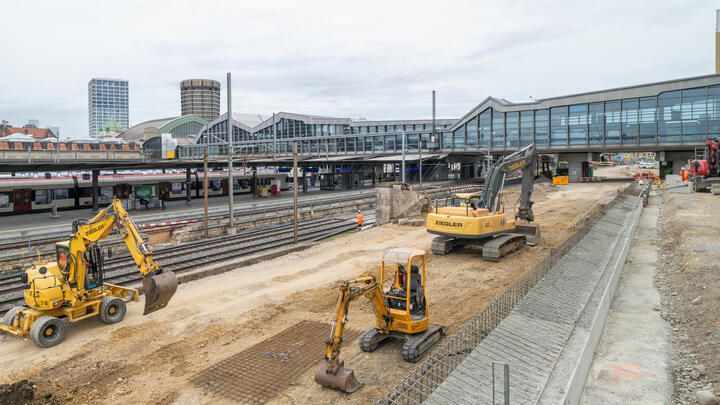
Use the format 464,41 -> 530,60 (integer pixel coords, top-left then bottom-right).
30,316 -> 65,348
99,297 -> 127,324
401,325 -> 446,363
431,236 -> 455,256
359,327 -> 391,352
2,306 -> 24,326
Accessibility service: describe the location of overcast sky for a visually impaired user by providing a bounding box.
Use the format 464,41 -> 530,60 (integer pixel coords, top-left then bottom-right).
1,0 -> 717,138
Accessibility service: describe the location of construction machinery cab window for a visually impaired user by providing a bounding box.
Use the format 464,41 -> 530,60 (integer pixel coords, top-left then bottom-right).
382,251 -> 425,315
451,196 -> 482,209
56,245 -> 69,273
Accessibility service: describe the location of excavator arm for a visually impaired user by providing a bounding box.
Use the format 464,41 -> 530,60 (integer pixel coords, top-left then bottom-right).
67,199 -> 178,314
316,273 -> 391,393
480,143 -> 538,221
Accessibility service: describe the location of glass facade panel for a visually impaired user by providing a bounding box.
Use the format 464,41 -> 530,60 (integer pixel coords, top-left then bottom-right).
550,106 -> 568,146
681,87 -> 707,142
658,91 -> 681,143
479,109 -> 491,148
568,104 -> 587,145
621,99 -> 639,144
639,97 -> 657,143
466,117 -> 478,148
408,134 -> 419,150
589,102 -> 604,144
604,101 -> 621,144
534,109 -> 549,146
453,126 -> 465,149
384,135 -> 395,151
491,109 -> 505,149
709,86 -> 720,135
520,111 -> 533,146
506,112 -> 519,148
374,136 -> 383,152
442,132 -> 453,149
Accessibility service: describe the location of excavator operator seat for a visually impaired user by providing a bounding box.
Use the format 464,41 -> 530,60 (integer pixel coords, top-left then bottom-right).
387,265 -> 425,315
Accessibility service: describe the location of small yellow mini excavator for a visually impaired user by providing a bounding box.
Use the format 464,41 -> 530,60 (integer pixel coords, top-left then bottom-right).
426,143 -> 541,261
315,248 -> 445,393
0,199 -> 178,347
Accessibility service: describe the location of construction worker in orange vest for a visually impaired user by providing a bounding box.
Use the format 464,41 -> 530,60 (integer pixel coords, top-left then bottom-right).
357,209 -> 363,231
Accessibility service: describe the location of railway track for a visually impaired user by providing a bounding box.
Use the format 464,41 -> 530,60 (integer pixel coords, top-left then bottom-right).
0,212 -> 375,314
0,190 -> 378,251
0,181 -> 481,262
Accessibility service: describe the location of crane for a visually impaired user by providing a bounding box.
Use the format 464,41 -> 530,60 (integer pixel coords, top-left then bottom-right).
1,199 -> 178,347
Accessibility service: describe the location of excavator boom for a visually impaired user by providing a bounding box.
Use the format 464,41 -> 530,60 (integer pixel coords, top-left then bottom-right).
106,200 -> 178,314
314,274 -> 388,393
71,199 -> 177,315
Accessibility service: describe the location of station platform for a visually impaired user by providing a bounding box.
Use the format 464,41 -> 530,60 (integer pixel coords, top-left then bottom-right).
0,186 -> 369,235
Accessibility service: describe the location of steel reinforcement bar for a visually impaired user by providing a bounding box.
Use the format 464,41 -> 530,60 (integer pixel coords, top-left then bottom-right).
374,187 -> 629,405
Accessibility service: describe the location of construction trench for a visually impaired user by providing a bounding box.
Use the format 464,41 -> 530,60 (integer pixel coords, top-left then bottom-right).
0,172 -> 702,405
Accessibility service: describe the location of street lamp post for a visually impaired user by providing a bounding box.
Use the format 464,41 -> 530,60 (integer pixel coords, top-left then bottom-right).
227,72 -> 235,234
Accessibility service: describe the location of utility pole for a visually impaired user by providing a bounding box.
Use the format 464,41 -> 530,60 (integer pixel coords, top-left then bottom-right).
432,90 -> 436,148
293,142 -> 299,243
401,130 -> 406,183
227,72 -> 235,234
55,129 -> 60,163
272,112 -> 277,159
419,138 -> 423,187
203,146 -> 209,238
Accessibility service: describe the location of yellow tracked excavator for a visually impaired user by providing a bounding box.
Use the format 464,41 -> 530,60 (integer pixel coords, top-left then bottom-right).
0,199 -> 178,347
315,248 -> 445,393
427,143 -> 541,261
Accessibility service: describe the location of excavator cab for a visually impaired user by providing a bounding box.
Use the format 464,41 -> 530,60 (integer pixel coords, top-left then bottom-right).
383,252 -> 427,317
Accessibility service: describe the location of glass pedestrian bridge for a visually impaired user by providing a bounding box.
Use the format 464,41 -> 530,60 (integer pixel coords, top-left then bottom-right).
180,74 -> 720,159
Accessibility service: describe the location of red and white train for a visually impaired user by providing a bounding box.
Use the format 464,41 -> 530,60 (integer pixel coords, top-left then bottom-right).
0,171 -> 289,215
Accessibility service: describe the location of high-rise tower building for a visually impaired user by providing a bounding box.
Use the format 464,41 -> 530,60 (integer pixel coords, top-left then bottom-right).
88,78 -> 129,138
180,79 -> 221,121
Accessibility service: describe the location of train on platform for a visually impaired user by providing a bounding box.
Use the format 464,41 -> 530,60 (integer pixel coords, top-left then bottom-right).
0,170 -> 289,215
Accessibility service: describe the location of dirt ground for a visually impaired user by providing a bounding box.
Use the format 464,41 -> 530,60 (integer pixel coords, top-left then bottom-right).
656,179 -> 720,403
0,182 -> 624,405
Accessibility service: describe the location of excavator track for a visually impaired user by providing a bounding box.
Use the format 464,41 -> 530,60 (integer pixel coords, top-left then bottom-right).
431,236 -> 455,255
359,327 -> 391,352
481,233 -> 527,262
401,324 -> 446,363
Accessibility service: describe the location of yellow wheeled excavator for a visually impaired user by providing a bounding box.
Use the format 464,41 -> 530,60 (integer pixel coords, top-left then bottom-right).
427,143 -> 541,261
315,248 -> 445,393
0,199 -> 178,347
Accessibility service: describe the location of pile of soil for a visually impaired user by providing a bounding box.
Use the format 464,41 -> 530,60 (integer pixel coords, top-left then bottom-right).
0,380 -> 34,404
657,190 -> 720,403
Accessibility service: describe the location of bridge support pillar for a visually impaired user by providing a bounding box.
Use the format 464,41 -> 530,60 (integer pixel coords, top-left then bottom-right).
91,169 -> 99,211
557,153 -> 590,182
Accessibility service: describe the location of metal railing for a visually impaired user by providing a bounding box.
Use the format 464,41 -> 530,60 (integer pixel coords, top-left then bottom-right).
374,193 -> 623,405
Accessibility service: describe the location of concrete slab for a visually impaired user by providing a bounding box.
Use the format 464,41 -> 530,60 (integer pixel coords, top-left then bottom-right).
580,197 -> 672,404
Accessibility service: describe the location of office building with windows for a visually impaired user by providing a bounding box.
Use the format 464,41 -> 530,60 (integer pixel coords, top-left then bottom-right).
88,78 -> 129,139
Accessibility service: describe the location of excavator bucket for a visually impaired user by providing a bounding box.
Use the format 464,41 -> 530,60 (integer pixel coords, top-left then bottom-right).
314,362 -> 363,393
515,223 -> 541,246
141,270 -> 178,315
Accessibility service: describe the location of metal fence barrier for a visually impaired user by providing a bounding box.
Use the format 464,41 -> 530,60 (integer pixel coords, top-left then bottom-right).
374,192 -> 625,405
